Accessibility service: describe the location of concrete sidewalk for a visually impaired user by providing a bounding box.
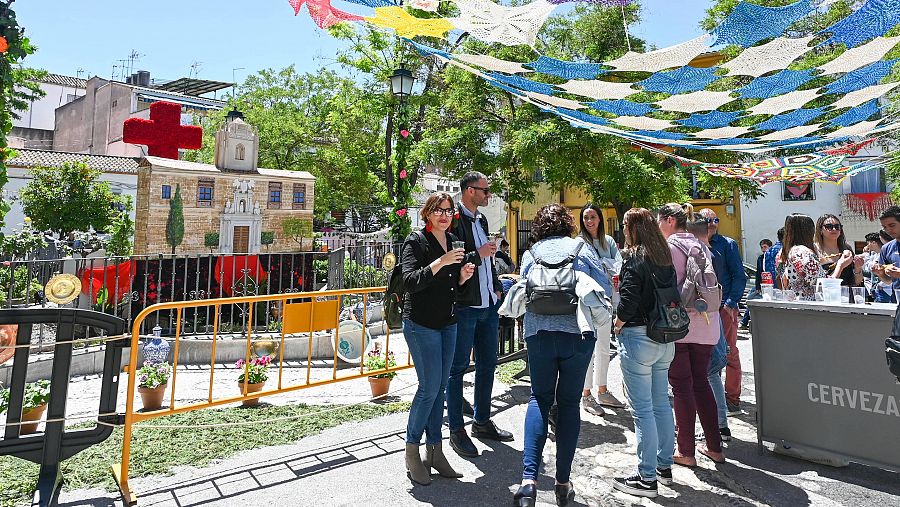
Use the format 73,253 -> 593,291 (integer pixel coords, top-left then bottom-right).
57,337 -> 900,507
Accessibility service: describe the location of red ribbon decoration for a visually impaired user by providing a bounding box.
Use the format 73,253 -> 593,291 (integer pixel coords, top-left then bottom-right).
214,255 -> 267,296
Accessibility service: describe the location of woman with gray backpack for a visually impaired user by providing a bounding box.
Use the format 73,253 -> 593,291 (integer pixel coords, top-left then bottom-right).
658,203 -> 726,468
510,204 -> 611,507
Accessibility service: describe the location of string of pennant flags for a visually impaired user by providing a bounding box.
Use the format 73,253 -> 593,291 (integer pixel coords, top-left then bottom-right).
289,0 -> 900,182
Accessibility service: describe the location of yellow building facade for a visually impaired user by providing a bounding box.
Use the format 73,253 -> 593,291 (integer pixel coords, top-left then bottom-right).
505,185 -> 743,264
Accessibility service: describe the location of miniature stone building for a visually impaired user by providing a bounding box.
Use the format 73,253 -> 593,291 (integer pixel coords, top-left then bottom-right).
134,111 -> 315,254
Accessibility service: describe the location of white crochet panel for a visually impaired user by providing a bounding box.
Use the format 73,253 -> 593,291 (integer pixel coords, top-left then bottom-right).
612,116 -> 675,131
452,53 -> 528,74
449,0 -> 556,47
721,36 -> 815,77
605,34 -> 713,73
524,91 -> 586,110
693,126 -> 753,139
747,89 -> 821,116
827,82 -> 900,109
757,124 -> 823,141
818,36 -> 900,75
824,120 -> 883,138
556,79 -> 637,100
654,91 -> 736,113
873,121 -> 900,134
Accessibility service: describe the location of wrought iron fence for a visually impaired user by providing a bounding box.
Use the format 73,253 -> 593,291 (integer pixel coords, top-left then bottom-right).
0,251 -> 334,352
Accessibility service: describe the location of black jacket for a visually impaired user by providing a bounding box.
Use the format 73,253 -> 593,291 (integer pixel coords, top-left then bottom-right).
451,203 -> 502,307
754,254 -> 764,291
401,230 -> 463,329
616,251 -> 677,327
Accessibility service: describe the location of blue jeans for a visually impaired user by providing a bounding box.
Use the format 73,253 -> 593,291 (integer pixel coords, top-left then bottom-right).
740,290 -> 761,326
522,330 -> 595,482
708,321 -> 729,429
448,301 -> 500,431
875,287 -> 896,304
404,319 -> 456,444
617,326 -> 675,481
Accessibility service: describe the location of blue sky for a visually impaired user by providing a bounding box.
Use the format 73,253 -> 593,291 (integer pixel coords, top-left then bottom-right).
17,0 -> 711,90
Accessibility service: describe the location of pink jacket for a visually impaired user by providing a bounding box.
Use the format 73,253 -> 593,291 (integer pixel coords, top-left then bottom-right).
667,233 -> 720,346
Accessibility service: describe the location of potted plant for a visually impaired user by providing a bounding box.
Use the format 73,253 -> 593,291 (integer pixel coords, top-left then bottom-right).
0,379 -> 51,434
236,355 -> 271,407
137,361 -> 171,411
365,346 -> 397,399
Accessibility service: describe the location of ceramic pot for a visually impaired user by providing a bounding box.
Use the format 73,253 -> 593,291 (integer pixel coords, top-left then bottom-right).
368,377 -> 391,399
138,383 -> 168,411
21,403 -> 47,434
238,381 -> 265,407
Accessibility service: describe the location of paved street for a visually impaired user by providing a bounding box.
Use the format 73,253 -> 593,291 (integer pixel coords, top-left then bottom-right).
56,333 -> 900,506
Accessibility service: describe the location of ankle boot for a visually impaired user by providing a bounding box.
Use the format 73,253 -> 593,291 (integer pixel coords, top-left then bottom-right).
405,443 -> 432,486
426,442 -> 463,478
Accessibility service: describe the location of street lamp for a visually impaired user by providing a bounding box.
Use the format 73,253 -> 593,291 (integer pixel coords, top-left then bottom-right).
388,66 -> 415,242
390,67 -> 415,99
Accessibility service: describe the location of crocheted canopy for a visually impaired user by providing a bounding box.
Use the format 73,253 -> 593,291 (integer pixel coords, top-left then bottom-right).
291,0 -> 900,155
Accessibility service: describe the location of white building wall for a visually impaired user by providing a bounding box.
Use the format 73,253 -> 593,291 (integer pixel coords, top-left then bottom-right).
12,81 -> 84,133
2,167 -> 137,234
740,181 -> 842,264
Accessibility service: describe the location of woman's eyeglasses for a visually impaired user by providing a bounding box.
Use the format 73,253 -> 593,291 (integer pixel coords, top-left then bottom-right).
432,207 -> 455,216
823,223 -> 843,231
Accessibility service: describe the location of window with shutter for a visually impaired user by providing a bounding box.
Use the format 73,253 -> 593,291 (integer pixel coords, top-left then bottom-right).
293,183 -> 306,209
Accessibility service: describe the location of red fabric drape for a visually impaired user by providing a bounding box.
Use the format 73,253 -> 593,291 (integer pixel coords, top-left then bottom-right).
843,192 -> 894,221
79,260 -> 135,303
214,255 -> 267,296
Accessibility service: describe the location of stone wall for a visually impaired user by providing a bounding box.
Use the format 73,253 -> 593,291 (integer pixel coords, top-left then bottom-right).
135,166 -> 315,254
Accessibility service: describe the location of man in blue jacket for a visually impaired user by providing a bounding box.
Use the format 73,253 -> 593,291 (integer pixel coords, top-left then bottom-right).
763,228 -> 784,289
700,209 -> 748,415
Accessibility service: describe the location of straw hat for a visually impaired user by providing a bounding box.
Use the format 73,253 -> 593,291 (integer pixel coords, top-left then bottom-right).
44,274 -> 81,305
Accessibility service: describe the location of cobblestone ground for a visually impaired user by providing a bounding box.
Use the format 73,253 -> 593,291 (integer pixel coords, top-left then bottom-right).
40,332 -> 900,506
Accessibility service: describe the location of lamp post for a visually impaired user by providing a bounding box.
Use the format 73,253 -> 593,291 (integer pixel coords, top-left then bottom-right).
389,67 -> 415,242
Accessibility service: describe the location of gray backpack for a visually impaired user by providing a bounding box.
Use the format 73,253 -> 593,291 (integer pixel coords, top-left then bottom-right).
525,243 -> 583,315
671,241 -> 722,313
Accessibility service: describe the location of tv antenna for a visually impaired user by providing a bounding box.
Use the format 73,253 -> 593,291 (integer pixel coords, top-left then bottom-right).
127,49 -> 144,76
189,61 -> 203,79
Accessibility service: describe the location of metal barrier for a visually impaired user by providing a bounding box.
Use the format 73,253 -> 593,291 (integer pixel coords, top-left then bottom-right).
112,286 -> 413,505
0,308 -> 126,507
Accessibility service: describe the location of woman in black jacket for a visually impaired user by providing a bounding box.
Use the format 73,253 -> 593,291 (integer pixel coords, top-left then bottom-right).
401,192 -> 475,486
611,208 -> 677,499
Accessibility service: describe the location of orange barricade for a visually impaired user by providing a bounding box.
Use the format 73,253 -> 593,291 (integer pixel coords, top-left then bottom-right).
111,287 -> 412,505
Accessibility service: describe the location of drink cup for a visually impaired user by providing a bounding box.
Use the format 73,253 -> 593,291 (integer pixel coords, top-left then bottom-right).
852,287 -> 866,305
761,283 -> 774,301
452,241 -> 465,251
840,286 -> 850,304
612,274 -> 620,292
761,271 -> 773,285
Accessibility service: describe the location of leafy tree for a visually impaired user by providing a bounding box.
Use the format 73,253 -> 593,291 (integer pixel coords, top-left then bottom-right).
1,1 -> 46,232
0,223 -> 46,260
165,184 -> 184,254
282,218 -> 313,250
19,162 -> 126,238
106,196 -> 134,257
204,232 -> 219,252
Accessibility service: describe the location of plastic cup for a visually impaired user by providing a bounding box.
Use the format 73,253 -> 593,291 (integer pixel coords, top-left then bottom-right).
840,286 -> 850,304
761,283 -> 774,301
452,241 -> 465,251
852,287 -> 866,305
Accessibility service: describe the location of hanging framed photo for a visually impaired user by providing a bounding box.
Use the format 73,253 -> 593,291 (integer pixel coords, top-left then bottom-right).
782,181 -> 815,201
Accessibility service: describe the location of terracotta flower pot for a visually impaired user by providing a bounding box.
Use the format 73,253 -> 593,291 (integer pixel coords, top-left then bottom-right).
138,383 -> 168,411
21,403 -> 47,434
368,377 -> 391,399
0,324 -> 19,366
238,381 -> 265,407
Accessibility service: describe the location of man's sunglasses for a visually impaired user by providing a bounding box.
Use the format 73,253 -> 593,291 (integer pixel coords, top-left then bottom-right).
468,186 -> 491,194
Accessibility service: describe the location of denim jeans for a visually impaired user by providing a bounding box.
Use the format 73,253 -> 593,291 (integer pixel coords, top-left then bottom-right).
404,319 -> 457,445
740,290 -> 761,326
875,287 -> 896,304
448,301 -> 500,431
522,330 -> 595,482
708,322 -> 729,429
617,326 -> 675,481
